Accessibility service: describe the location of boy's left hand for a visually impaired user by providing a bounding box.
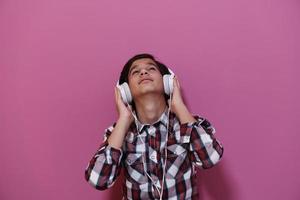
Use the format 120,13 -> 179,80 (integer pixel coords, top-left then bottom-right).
170,76 -> 197,124
170,76 -> 185,113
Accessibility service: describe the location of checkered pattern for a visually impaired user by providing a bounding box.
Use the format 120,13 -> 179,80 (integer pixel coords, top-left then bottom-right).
85,109 -> 224,199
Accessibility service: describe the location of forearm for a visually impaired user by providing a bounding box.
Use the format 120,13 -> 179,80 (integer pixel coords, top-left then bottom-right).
107,117 -> 131,149
173,103 -> 197,124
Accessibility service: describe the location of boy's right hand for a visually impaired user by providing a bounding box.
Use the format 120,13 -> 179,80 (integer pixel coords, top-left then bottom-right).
107,87 -> 134,149
114,87 -> 134,124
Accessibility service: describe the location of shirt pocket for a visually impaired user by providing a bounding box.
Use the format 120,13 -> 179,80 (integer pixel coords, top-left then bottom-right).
165,138 -> 190,179
126,152 -> 144,166
125,152 -> 148,184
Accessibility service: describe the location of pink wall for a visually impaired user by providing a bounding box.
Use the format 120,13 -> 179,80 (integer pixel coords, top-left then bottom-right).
1,0 -> 299,199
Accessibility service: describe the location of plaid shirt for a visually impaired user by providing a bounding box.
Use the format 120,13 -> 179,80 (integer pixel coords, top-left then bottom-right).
85,108 -> 224,199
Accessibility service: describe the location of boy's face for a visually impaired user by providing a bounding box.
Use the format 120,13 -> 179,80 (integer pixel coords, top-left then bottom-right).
128,58 -> 164,100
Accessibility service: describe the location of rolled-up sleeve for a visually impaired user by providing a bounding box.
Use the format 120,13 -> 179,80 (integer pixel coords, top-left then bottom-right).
84,125 -> 123,190
180,116 -> 224,169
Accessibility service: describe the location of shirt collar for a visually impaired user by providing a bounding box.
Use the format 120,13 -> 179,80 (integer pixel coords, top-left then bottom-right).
134,106 -> 169,133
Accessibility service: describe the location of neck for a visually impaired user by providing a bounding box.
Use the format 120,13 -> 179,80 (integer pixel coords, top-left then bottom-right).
134,94 -> 167,124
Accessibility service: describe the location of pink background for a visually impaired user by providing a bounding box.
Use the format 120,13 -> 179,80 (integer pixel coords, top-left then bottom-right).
1,0 -> 299,199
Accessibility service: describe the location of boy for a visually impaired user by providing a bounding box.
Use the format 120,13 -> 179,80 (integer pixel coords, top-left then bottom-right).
85,53 -> 224,199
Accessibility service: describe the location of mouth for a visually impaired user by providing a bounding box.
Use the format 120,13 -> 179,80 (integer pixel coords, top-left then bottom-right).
139,78 -> 153,84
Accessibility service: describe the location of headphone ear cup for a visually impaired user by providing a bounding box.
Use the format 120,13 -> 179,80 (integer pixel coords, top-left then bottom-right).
163,74 -> 174,96
118,82 -> 132,105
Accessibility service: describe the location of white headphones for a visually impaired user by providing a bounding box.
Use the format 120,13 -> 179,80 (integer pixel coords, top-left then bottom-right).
116,68 -> 175,105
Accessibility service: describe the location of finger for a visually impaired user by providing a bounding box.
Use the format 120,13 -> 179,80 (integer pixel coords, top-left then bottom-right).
115,87 -> 118,98
116,87 -> 121,98
173,77 -> 179,89
175,77 -> 180,89
115,87 -> 122,104
114,87 -> 119,112
115,87 -> 127,108
173,77 -> 177,87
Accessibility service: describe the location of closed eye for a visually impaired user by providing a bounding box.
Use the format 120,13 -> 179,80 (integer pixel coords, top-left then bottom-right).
131,70 -> 139,75
148,65 -> 157,71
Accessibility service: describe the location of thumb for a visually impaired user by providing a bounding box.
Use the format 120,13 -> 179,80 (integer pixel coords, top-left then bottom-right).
173,76 -> 179,89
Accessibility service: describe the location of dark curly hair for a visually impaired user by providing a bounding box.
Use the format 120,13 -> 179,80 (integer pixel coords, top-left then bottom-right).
119,53 -> 171,85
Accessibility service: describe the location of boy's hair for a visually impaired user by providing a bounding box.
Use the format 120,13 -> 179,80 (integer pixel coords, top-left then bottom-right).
119,53 -> 171,110
119,53 -> 171,85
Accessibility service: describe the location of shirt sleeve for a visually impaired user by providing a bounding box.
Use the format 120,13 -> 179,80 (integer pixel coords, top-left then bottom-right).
84,124 -> 123,190
180,116 -> 224,169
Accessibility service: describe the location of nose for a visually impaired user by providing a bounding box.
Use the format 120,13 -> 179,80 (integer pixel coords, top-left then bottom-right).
140,68 -> 148,76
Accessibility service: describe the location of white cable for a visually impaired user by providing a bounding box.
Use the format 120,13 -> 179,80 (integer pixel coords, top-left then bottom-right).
137,134 -> 162,197
160,94 -> 172,200
128,95 -> 172,200
127,106 -> 163,196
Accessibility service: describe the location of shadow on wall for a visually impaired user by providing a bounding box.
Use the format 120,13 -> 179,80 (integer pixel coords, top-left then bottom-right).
109,169 -> 125,200
197,159 -> 235,200
108,159 -> 234,200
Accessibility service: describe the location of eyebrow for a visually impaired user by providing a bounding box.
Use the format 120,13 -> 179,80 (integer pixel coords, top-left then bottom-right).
129,61 -> 158,74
